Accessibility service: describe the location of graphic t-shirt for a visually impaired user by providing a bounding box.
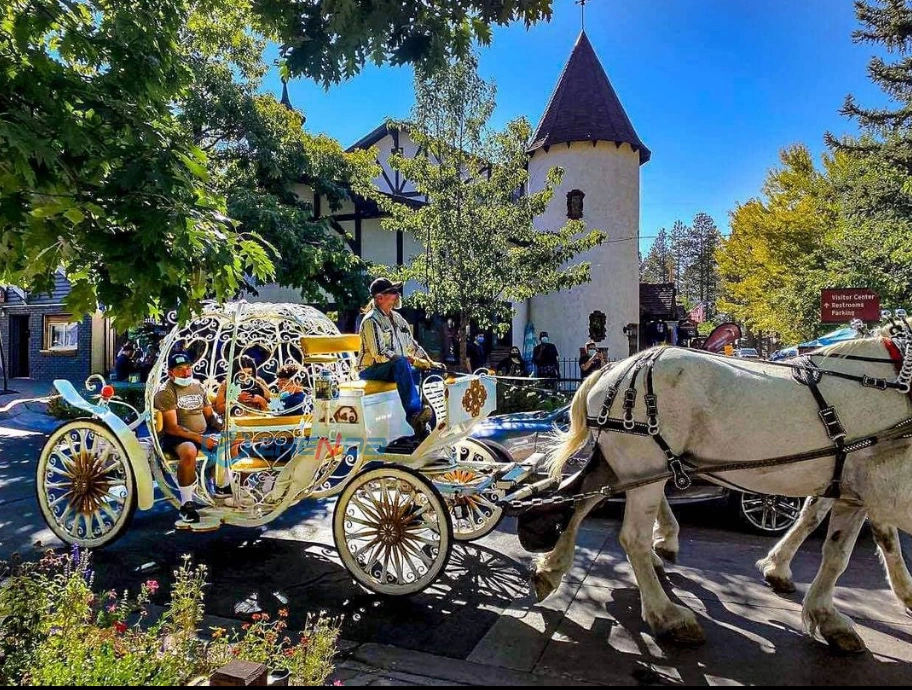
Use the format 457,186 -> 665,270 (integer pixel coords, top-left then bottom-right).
154,381 -> 207,434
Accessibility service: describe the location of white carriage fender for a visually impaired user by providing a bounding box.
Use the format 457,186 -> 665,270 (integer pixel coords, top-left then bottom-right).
53,380 -> 156,511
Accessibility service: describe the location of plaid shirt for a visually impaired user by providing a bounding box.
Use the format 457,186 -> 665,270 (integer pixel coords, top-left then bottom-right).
358,308 -> 428,369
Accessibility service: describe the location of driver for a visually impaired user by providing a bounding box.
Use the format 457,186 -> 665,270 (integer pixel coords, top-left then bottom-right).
358,277 -> 440,439
154,352 -> 222,524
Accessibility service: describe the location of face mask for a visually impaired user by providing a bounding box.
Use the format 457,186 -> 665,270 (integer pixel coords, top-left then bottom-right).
174,376 -> 194,387
541,337 -> 550,344
511,352 -> 520,358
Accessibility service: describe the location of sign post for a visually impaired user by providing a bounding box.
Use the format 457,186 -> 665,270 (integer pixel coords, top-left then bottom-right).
821,289 -> 880,323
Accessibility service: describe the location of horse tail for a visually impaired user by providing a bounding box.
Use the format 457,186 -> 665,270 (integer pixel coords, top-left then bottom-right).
549,365 -> 606,480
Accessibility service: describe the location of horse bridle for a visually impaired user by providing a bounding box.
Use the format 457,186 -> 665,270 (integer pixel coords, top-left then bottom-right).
585,324 -> 912,500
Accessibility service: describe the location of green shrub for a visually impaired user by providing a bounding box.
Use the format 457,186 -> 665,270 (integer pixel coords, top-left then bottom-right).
496,380 -> 570,414
47,385 -> 147,425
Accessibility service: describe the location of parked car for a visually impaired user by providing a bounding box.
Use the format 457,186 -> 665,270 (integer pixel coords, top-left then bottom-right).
735,347 -> 760,359
470,405 -> 802,535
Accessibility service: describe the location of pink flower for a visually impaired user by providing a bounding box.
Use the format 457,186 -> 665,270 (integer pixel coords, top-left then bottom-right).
278,608 -> 288,618
106,590 -> 117,600
251,613 -> 262,622
107,604 -> 117,613
144,579 -> 160,594
114,621 -> 127,634
333,681 -> 344,686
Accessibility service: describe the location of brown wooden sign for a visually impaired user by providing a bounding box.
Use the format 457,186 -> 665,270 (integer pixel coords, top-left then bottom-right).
821,288 -> 880,323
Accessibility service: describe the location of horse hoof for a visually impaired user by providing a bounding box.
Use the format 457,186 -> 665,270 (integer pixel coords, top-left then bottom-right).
531,572 -> 557,602
658,620 -> 706,647
824,630 -> 866,655
763,574 -> 796,594
655,547 -> 678,564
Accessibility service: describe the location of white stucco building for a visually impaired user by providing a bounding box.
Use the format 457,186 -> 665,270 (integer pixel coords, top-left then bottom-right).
255,31 -> 650,365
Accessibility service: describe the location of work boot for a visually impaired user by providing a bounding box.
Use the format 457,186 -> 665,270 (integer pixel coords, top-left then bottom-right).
407,405 -> 433,439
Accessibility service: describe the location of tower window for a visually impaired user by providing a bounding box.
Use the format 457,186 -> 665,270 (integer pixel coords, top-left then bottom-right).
567,189 -> 585,220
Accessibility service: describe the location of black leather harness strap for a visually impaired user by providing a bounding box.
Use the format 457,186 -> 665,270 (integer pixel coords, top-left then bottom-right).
796,365 -> 848,498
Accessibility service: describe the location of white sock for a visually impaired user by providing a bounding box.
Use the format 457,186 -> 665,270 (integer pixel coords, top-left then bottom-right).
179,482 -> 196,506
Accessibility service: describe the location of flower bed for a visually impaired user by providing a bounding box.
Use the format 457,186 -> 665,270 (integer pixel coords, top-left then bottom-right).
0,548 -> 340,686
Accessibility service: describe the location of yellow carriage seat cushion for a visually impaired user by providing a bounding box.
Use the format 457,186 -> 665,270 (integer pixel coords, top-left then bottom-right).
300,334 -> 361,356
338,380 -> 398,396
232,414 -> 312,429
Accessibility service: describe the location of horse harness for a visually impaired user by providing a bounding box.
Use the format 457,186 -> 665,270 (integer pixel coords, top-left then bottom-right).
578,322 -> 912,502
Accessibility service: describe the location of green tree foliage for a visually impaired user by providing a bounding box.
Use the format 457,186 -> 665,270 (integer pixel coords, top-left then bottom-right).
640,228 -> 673,283
681,212 -> 723,314
377,56 -> 605,366
180,1 -> 379,309
825,0 -> 912,311
0,0 -> 273,324
716,145 -> 838,343
253,0 -> 554,87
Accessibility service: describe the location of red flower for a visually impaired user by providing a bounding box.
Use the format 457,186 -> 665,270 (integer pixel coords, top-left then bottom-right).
114,621 -> 127,634
144,579 -> 160,594
278,608 -> 289,618
251,613 -> 262,622
231,648 -> 240,656
242,623 -> 250,631
284,648 -> 295,657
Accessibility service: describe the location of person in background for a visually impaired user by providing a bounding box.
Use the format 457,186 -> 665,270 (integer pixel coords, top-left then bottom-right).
532,331 -> 560,385
113,342 -> 136,381
496,346 -> 528,377
466,333 -> 488,372
579,339 -> 605,379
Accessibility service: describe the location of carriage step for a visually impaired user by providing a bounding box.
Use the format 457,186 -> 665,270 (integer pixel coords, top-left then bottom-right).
174,509 -> 222,533
495,463 -> 535,489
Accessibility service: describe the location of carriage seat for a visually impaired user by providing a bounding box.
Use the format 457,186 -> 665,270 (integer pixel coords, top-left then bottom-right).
338,380 -> 398,395
300,334 -> 397,396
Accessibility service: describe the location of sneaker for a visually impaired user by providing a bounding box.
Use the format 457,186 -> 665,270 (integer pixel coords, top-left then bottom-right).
178,502 -> 200,524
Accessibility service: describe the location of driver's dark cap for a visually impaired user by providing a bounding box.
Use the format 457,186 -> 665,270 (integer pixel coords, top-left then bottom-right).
168,352 -> 193,370
370,277 -> 403,297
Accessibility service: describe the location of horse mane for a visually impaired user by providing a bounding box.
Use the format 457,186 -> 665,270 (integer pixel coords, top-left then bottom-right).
811,317 -> 911,362
876,316 -> 912,338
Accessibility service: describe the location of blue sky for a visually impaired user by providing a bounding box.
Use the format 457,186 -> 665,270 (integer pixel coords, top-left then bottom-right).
264,0 -> 889,254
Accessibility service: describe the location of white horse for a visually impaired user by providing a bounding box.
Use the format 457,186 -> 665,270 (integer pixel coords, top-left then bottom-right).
534,323 -> 912,652
756,496 -> 912,612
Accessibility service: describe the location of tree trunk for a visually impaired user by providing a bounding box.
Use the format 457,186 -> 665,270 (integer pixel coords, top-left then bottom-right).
457,312 -> 469,373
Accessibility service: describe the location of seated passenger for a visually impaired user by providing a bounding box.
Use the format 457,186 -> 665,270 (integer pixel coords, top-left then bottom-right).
154,352 -> 222,524
275,364 -> 306,412
214,355 -> 270,416
358,277 -> 442,439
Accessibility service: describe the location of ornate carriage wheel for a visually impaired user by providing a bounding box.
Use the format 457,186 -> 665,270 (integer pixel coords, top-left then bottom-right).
36,420 -> 137,549
333,466 -> 453,596
444,439 -> 507,541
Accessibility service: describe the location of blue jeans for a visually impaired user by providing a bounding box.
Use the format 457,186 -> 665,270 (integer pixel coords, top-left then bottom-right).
359,356 -> 422,418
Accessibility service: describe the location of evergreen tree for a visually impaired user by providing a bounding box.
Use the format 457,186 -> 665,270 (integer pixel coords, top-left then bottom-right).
640,228 -> 673,283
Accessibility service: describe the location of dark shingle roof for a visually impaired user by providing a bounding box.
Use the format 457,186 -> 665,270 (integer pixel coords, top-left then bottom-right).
640,283 -> 677,319
530,32 -> 650,164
